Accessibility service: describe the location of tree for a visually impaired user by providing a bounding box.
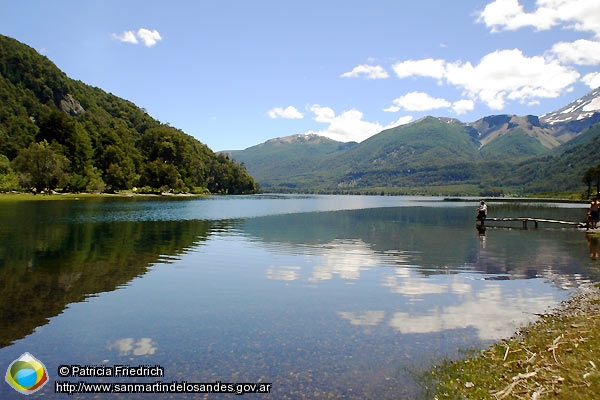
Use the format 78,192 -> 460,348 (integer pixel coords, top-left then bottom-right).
140,160 -> 182,192
12,140 -> 70,191
583,165 -> 600,198
37,110 -> 92,174
0,154 -> 19,191
97,145 -> 138,192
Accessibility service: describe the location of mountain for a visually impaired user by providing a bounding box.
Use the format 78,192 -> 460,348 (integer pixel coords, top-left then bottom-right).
230,89 -> 600,195
226,134 -> 355,189
0,34 -> 257,194
507,123 -> 600,193
328,117 -> 482,189
470,114 -> 560,160
540,88 -> 600,126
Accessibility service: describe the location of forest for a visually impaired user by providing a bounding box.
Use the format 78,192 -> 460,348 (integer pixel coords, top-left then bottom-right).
0,34 -> 257,195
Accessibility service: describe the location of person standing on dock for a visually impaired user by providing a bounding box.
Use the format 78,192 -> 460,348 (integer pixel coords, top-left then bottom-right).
476,200 -> 488,224
589,198 -> 599,229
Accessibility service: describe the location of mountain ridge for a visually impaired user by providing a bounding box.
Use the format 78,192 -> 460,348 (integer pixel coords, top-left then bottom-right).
230,88 -> 600,195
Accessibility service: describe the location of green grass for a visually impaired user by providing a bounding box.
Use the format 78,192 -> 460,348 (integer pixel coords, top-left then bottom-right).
426,284 -> 600,399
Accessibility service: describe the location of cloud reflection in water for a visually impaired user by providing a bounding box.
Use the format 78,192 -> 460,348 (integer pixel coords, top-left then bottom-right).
263,237 -> 564,341
108,338 -> 157,356
337,311 -> 386,326
387,284 -> 557,340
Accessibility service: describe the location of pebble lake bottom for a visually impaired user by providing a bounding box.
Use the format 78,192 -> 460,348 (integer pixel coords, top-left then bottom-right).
0,195 -> 598,399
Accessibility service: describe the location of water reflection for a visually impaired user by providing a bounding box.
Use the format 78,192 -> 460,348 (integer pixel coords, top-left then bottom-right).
1,197 -> 598,399
310,239 -> 382,281
387,283 -> 557,340
587,234 -> 600,260
265,265 -> 301,281
108,338 -> 157,356
242,205 -> 600,283
337,311 -> 386,326
0,200 -> 231,348
240,204 -> 600,345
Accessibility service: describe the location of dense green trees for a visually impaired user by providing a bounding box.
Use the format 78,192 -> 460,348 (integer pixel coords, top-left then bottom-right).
0,34 -> 257,194
583,165 -> 600,198
0,154 -> 19,191
12,140 -> 69,191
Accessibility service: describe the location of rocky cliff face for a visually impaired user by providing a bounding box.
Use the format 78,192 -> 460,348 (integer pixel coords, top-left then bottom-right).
58,93 -> 85,116
469,114 -> 561,149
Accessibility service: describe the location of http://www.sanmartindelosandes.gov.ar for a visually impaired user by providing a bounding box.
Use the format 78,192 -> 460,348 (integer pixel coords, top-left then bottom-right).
5,352 -> 50,395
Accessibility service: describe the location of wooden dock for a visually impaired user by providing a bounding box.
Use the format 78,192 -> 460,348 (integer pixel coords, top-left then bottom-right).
480,217 -> 583,229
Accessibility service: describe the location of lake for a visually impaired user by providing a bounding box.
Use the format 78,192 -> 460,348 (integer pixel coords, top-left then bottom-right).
1,195 -> 599,399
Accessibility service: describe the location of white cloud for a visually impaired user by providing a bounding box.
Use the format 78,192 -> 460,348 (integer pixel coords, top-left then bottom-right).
478,0 -> 600,37
388,50 -> 579,112
112,28 -> 162,47
307,105 -> 409,142
112,30 -> 138,44
267,106 -> 303,119
392,58 -> 446,79
583,72 -> 600,89
137,28 -> 162,47
550,39 -> 600,65
446,49 -> 579,109
452,99 -> 475,115
388,115 -> 414,127
388,91 -> 451,112
308,106 -> 384,142
477,0 -> 557,32
345,3 -> 592,116
340,64 -> 389,79
309,105 -> 336,123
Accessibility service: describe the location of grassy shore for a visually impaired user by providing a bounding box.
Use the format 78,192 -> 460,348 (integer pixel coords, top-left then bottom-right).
426,282 -> 600,399
0,191 -> 207,201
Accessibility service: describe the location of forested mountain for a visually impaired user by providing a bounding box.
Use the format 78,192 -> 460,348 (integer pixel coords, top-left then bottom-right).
0,34 -> 257,194
222,134 -> 355,189
230,90 -> 600,196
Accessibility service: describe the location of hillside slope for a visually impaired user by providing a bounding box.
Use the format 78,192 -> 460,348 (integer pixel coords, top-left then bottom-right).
329,117 -> 482,188
227,134 -> 355,190
0,34 -> 257,194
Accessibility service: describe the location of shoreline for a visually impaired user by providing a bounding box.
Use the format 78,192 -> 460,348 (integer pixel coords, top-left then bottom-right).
0,192 -> 210,201
0,191 -> 589,202
428,282 -> 600,399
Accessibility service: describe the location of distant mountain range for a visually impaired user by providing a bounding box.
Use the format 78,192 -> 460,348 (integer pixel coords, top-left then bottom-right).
227,88 -> 600,196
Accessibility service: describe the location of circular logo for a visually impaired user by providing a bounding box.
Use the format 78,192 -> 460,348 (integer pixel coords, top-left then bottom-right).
5,353 -> 49,395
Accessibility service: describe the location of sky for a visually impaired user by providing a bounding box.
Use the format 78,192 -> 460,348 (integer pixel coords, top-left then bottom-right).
2,0 -> 600,151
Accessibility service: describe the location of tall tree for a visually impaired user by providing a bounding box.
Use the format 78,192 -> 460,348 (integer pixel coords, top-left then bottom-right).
37,110 -> 92,174
12,140 -> 70,191
0,154 -> 19,191
583,165 -> 600,198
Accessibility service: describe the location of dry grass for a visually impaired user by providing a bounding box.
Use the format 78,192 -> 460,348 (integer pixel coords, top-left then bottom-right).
429,284 -> 600,399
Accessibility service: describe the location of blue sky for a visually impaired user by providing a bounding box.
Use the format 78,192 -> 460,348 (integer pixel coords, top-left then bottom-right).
2,0 -> 600,150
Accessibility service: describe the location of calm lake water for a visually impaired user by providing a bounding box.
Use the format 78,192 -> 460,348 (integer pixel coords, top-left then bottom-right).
1,195 -> 599,399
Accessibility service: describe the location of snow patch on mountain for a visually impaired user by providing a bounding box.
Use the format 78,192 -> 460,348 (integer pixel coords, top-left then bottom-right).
541,88 -> 600,125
